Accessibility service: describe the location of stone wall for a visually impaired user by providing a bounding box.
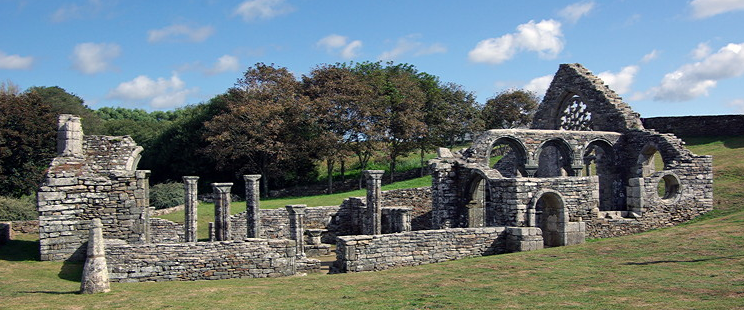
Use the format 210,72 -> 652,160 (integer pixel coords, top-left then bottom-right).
642,115 -> 744,137
333,226 -> 542,272
106,239 -> 305,282
149,218 -> 184,243
37,115 -> 150,261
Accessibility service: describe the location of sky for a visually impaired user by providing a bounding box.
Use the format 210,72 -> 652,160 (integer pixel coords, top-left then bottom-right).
1,0 -> 744,117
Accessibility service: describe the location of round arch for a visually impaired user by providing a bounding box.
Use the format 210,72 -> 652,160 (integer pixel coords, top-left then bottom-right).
527,190 -> 569,247
486,136 -> 529,177
534,138 -> 575,177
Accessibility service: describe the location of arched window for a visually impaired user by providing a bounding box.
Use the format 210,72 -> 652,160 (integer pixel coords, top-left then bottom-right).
559,94 -> 593,131
535,139 -> 574,177
488,137 -> 528,177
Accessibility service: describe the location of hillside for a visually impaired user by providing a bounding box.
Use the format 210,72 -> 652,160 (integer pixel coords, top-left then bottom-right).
0,136 -> 742,309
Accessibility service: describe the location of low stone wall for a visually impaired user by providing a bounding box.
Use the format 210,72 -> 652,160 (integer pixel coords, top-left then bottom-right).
150,205 -> 185,216
333,227 -> 542,273
106,239 -> 303,282
642,115 -> 744,137
149,218 -> 184,243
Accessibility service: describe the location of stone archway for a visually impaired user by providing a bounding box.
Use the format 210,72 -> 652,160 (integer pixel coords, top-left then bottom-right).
463,175 -> 488,228
535,138 -> 575,177
533,191 -> 566,247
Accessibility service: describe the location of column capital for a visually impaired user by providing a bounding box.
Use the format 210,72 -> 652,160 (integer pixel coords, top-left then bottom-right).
285,204 -> 307,215
243,174 -> 262,182
363,170 -> 385,180
183,176 -> 199,183
211,182 -> 233,193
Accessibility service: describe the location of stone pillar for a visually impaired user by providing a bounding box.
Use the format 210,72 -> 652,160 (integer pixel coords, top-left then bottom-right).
211,183 -> 233,241
135,170 -> 151,244
243,175 -> 261,238
80,218 -> 110,294
183,176 -> 199,242
363,170 -> 384,235
286,204 -> 306,257
57,114 -> 83,157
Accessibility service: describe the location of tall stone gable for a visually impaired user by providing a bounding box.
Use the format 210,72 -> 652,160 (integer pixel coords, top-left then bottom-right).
531,63 -> 644,133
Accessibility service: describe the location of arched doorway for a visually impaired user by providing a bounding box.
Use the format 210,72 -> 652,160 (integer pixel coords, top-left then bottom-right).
463,175 -> 488,227
533,192 -> 566,247
583,140 -> 620,211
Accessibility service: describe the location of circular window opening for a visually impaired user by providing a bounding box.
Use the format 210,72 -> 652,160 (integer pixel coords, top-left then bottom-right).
656,174 -> 681,200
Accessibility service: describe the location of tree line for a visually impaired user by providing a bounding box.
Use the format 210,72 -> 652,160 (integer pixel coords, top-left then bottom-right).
0,62 -> 540,198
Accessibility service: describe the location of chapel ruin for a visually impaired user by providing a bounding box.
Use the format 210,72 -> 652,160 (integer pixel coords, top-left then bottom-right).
36,63 -> 713,283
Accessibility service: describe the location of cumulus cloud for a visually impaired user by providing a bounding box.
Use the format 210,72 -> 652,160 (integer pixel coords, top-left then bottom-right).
71,42 -> 120,74
0,51 -> 34,70
558,1 -> 595,23
641,49 -> 660,63
691,42 -> 711,59
107,73 -> 198,109
728,98 -> 744,113
316,34 -> 362,59
652,42 -> 744,101
468,19 -> 564,65
234,0 -> 294,22
378,35 -> 446,61
524,74 -> 554,98
597,65 -> 639,95
148,24 -> 215,43
206,55 -> 240,75
690,0 -> 744,19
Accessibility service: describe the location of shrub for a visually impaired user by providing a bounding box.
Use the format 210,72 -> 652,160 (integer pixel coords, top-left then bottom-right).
0,195 -> 37,221
150,182 -> 184,210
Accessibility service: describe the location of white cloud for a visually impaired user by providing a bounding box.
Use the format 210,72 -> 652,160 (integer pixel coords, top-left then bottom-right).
378,35 -> 447,61
148,24 -> 215,43
597,65 -> 639,95
0,51 -> 34,70
316,34 -> 362,59
207,55 -> 240,75
107,73 -> 198,109
234,0 -> 294,22
71,42 -> 120,74
469,19 -> 564,64
690,0 -> 744,19
524,74 -> 554,98
728,98 -> 744,113
691,42 -> 711,59
652,43 -> 744,101
641,49 -> 660,63
558,1 -> 595,23
51,0 -> 107,23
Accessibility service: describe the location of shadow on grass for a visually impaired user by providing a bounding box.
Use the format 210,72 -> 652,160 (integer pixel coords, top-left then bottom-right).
20,290 -> 79,295
59,261 -> 83,282
0,239 -> 39,261
624,255 -> 743,265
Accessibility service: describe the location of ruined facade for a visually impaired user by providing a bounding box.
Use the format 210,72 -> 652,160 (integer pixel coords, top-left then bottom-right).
429,63 -> 713,247
36,63 -> 713,283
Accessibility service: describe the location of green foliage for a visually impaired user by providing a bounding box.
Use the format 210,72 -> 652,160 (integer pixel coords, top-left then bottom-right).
482,89 -> 539,129
26,86 -> 104,134
0,195 -> 36,221
149,182 -> 185,210
0,92 -> 56,197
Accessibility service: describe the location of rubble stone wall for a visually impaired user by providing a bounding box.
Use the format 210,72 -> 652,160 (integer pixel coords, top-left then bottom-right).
149,218 -> 184,243
106,239 -> 300,282
642,115 -> 744,137
334,226 -> 542,272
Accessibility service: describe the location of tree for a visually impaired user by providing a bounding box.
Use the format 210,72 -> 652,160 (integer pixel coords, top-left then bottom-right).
302,63 -> 373,193
204,63 -> 320,195
0,92 -> 56,197
27,86 -> 104,134
482,89 -> 539,129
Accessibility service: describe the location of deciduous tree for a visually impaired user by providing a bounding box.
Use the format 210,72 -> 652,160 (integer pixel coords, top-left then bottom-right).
482,89 -> 539,129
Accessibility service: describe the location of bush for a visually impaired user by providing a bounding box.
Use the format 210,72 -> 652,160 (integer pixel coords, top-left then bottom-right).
150,182 -> 184,210
0,195 -> 37,221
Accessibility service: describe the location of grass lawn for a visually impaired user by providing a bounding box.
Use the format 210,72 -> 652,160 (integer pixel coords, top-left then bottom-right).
0,137 -> 742,309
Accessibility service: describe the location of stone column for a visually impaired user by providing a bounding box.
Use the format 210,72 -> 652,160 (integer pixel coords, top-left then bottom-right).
183,176 -> 199,242
212,183 -> 233,241
243,175 -> 261,238
364,170 -> 384,235
57,114 -> 83,157
80,218 -> 110,294
286,204 -> 306,257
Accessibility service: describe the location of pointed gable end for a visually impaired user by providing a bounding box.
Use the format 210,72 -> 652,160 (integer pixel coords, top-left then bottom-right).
531,63 -> 644,133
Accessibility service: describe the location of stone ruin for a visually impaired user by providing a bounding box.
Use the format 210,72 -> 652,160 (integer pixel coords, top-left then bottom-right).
35,63 -> 713,285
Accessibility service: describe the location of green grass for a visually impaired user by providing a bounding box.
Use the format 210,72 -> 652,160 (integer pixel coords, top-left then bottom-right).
1,137 -> 743,309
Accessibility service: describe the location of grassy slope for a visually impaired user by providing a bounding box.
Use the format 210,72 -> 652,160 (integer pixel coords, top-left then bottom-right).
0,137 -> 742,309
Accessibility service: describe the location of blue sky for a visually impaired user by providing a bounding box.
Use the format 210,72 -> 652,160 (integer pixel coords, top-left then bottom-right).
1,0 -> 744,117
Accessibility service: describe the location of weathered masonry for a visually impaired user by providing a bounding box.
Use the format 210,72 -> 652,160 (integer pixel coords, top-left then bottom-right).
429,63 -> 713,245
36,63 -> 713,283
